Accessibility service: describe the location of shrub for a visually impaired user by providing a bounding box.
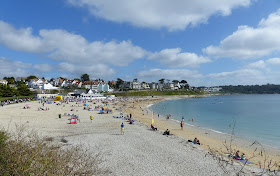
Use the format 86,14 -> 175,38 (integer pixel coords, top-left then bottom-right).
0,126 -> 109,175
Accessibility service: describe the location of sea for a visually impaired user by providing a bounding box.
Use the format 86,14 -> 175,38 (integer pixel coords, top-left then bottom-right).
150,94 -> 280,149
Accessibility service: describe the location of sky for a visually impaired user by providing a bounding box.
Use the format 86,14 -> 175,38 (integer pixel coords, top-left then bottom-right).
0,0 -> 280,86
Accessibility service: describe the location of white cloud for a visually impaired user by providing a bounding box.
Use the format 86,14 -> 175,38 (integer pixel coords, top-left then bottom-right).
0,57 -> 32,78
206,68 -> 268,85
137,68 -> 202,82
33,64 -> 53,73
267,58 -> 280,65
0,21 -> 47,53
246,60 -> 266,69
0,21 -> 147,66
204,9 -> 280,59
58,62 -> 115,78
147,48 -> 211,67
67,0 -> 251,31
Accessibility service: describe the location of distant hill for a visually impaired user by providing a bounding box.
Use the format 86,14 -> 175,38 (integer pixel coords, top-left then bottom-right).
220,84 -> 280,94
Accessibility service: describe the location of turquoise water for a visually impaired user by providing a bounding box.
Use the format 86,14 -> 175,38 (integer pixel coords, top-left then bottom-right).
151,94 -> 280,149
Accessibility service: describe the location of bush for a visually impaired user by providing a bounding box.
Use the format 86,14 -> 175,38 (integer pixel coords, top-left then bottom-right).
0,126 -> 109,175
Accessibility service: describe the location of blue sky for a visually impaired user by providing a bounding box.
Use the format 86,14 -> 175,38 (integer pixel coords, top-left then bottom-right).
0,0 -> 280,86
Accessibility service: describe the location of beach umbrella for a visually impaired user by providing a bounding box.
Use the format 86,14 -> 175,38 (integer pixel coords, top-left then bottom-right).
84,103 -> 88,106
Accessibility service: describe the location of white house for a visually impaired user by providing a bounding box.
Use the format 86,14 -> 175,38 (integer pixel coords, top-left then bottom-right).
43,83 -> 59,90
203,87 -> 222,93
98,83 -> 113,92
0,80 -> 8,85
80,89 -> 106,99
28,79 -> 47,89
141,82 -> 150,89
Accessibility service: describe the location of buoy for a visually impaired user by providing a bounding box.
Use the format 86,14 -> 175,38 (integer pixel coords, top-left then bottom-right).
70,117 -> 77,124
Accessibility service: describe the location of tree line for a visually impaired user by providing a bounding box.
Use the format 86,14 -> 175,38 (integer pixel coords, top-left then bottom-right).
0,84 -> 32,97
220,84 -> 280,94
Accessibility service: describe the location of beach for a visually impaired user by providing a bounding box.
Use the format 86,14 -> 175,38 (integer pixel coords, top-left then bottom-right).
123,96 -> 280,170
0,97 -> 276,175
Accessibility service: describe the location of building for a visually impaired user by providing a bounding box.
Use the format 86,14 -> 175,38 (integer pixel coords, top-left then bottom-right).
203,87 -> 222,93
0,80 -> 8,85
120,81 -> 141,90
42,83 -> 59,90
28,79 -> 47,89
98,83 -> 113,92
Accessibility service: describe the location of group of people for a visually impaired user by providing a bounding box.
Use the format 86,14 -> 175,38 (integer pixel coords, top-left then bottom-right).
234,150 -> 246,160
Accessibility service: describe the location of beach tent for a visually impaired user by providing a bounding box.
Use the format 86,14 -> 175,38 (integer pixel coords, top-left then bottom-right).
54,95 -> 63,101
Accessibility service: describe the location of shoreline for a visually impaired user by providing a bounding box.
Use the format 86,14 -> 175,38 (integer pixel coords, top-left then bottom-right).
123,95 -> 280,169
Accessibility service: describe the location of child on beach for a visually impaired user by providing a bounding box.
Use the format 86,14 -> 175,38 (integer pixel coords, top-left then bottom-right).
241,153 -> 246,160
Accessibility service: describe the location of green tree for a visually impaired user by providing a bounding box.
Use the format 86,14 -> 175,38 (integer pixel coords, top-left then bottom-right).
26,75 -> 37,81
0,84 -> 17,97
17,84 -> 32,96
74,78 -> 81,82
159,78 -> 165,84
172,80 -> 179,84
116,78 -> 124,89
3,77 -> 15,84
81,74 -> 90,82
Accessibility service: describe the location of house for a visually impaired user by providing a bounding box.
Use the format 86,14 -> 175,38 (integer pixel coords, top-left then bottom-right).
28,79 -> 47,89
120,81 -> 141,90
149,82 -> 162,90
0,80 -> 8,85
42,83 -> 59,90
163,83 -> 175,90
98,83 -> 113,92
15,77 -> 27,82
203,87 -> 222,93
141,82 -> 150,89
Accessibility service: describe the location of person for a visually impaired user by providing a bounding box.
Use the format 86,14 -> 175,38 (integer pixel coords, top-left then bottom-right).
235,150 -> 241,159
241,153 -> 246,160
90,115 -> 93,123
151,124 -> 157,130
180,120 -> 184,130
193,137 -> 201,145
163,129 -> 170,135
121,123 -> 124,135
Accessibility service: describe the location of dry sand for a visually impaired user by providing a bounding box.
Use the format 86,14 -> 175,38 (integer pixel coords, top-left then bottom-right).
0,98 -> 277,175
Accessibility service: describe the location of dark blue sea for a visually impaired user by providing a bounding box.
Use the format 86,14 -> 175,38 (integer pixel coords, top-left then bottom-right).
151,94 -> 280,149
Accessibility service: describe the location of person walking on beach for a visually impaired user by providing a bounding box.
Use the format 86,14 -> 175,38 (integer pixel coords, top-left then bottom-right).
180,120 -> 184,130
121,123 -> 124,135
90,115 -> 93,123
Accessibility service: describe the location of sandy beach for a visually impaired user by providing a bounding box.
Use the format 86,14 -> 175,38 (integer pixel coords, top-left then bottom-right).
0,97 -> 277,175
123,96 -> 280,170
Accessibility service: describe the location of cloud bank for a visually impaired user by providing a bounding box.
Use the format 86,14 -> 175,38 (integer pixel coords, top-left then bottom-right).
67,0 -> 251,31
204,9 -> 280,59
